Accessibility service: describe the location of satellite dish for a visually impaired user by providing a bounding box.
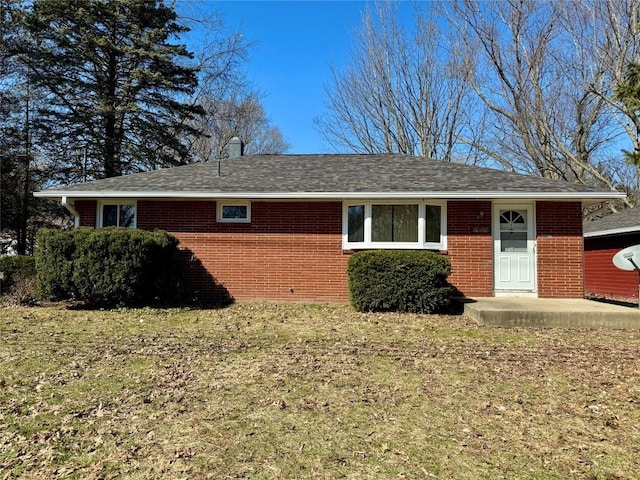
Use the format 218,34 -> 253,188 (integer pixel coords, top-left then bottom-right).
612,244 -> 640,272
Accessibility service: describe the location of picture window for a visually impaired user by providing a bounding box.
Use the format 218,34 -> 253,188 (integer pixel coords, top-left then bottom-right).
344,201 -> 446,250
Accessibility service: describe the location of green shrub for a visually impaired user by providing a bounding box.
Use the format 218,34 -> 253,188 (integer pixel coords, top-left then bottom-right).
0,255 -> 37,294
36,227 -> 179,307
348,250 -> 453,313
35,228 -> 84,300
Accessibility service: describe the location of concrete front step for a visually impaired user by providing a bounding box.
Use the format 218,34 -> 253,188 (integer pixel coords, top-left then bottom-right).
463,297 -> 640,329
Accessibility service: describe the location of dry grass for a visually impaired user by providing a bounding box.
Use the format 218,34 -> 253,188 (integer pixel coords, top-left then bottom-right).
1,303 -> 639,479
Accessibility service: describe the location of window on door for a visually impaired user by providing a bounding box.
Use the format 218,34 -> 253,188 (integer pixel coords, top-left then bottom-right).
499,210 -> 527,252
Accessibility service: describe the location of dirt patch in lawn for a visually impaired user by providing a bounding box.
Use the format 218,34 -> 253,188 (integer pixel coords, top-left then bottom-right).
1,303 -> 639,479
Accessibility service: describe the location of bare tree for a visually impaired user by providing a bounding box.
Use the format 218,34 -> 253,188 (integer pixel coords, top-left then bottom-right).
190,92 -> 290,161
451,2 -> 609,178
451,0 -> 640,207
317,0 -> 636,212
563,0 -> 640,155
316,2 -> 480,162
176,2 -> 289,161
560,0 -> 640,209
177,3 -> 250,103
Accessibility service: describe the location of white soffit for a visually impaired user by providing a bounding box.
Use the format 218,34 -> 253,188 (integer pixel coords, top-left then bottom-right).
34,190 -> 626,201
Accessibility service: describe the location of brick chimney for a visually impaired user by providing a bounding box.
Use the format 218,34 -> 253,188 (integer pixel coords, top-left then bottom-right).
228,137 -> 244,158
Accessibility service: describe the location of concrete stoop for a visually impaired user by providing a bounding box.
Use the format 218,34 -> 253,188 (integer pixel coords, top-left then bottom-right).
463,297 -> 640,329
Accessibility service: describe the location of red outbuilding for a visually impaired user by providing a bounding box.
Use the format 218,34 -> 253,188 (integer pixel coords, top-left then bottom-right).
584,208 -> 640,303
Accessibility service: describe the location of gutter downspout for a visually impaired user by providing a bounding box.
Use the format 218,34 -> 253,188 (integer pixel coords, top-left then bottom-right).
61,196 -> 80,228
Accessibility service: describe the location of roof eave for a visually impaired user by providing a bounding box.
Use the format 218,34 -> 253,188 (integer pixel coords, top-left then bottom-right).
34,190 -> 626,201
584,225 -> 640,238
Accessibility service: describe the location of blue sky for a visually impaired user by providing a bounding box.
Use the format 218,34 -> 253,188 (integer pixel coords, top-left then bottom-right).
187,1 -> 388,154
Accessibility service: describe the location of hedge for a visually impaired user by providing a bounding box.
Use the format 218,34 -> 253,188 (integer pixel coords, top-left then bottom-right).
347,250 -> 453,313
36,227 -> 179,307
0,255 -> 37,294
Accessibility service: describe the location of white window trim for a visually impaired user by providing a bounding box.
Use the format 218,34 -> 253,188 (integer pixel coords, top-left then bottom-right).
342,200 -> 447,250
97,199 -> 137,228
217,201 -> 251,223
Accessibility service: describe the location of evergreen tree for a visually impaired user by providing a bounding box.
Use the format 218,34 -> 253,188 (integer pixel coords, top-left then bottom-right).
1,0 -> 37,255
17,0 -> 205,178
615,61 -> 640,166
0,73 -> 68,255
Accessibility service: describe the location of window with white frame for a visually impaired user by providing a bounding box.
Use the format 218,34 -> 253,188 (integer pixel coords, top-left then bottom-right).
343,200 -> 446,250
98,201 -> 136,228
217,201 -> 251,223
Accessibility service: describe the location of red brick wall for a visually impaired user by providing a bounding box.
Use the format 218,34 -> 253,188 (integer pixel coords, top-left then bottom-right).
446,200 -> 494,297
585,233 -> 640,302
75,200 -> 97,227
74,197 -> 587,301
80,198 -> 500,302
137,200 -> 350,303
536,201 -> 584,298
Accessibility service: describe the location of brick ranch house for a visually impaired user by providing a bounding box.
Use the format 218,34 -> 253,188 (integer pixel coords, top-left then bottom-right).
35,149 -> 624,303
584,208 -> 640,303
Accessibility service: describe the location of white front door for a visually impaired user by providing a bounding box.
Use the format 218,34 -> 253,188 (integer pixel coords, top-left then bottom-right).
493,204 -> 536,294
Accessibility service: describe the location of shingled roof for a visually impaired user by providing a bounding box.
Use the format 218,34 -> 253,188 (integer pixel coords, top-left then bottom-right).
584,208 -> 640,237
35,154 -> 624,202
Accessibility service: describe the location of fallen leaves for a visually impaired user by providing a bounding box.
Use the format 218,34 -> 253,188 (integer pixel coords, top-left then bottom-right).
1,303 -> 640,478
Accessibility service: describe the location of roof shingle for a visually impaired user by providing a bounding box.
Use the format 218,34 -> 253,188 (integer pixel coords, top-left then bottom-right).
584,208 -> 640,236
36,154 -> 622,199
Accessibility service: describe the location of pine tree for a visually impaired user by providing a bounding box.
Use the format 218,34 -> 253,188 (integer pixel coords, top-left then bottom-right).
614,61 -> 640,166
17,0 -> 204,178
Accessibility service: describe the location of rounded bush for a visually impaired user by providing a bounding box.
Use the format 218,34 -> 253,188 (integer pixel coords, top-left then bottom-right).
348,250 -> 453,313
36,227 -> 179,307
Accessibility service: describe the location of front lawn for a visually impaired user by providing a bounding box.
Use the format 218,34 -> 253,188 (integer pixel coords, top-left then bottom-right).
1,303 -> 639,479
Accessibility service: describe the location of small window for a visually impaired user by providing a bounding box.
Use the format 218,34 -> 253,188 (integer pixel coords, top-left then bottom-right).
99,202 -> 136,228
217,201 -> 251,223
